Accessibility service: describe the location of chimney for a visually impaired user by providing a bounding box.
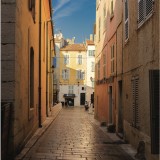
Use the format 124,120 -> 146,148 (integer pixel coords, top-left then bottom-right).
90,34 -> 93,41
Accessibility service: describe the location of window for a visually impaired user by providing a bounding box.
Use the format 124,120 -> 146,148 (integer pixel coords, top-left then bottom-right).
111,45 -> 115,74
30,47 -> 34,108
62,69 -> 69,80
88,50 -> 95,56
131,76 -> 139,128
111,0 -> 114,16
125,0 -> 129,40
103,54 -> 106,77
91,62 -> 95,72
103,4 -> 107,31
98,17 -> 101,41
68,85 -> 74,94
28,0 -> 35,22
77,70 -> 85,80
98,60 -> 100,79
64,55 -> 69,65
138,0 -> 153,26
78,55 -> 82,64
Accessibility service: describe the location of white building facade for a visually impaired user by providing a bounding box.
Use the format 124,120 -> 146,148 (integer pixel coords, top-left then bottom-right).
85,40 -> 95,105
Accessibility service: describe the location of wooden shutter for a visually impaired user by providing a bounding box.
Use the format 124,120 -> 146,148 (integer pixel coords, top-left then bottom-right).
125,0 -> 129,40
149,70 -> 159,154
132,77 -> 139,128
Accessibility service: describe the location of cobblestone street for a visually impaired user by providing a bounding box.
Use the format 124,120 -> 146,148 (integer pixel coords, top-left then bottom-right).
22,107 -> 135,160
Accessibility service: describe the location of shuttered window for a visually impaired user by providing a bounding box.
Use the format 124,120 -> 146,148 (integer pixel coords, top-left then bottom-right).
131,76 -> 139,128
64,55 -> 69,65
149,70 -> 159,154
98,17 -> 101,41
91,62 -> 95,72
68,86 -> 74,94
62,69 -> 69,80
30,47 -> 34,108
77,70 -> 85,80
124,0 -> 129,40
111,45 -> 115,74
98,60 -> 100,79
103,54 -> 106,77
77,55 -> 82,65
138,0 -> 153,26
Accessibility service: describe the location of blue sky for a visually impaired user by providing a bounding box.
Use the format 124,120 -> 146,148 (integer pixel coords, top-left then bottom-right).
52,0 -> 96,43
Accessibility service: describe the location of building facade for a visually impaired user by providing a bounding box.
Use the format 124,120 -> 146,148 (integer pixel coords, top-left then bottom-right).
122,0 -> 159,160
1,0 -> 55,159
54,32 -> 67,103
95,0 -> 123,130
59,44 -> 87,106
95,0 -> 159,159
85,38 -> 95,104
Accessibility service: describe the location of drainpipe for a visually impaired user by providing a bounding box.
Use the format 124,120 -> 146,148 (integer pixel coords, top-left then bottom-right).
38,0 -> 42,127
46,19 -> 52,117
50,38 -> 54,108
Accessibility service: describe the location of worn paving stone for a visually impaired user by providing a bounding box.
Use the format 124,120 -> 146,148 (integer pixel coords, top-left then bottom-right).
23,107 -> 135,160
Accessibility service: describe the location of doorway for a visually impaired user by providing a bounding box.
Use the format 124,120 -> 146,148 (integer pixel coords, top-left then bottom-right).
80,93 -> 85,105
118,81 -> 123,133
109,86 -> 113,123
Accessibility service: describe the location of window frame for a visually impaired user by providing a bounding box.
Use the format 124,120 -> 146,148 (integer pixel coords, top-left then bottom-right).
124,0 -> 129,41
138,0 -> 154,28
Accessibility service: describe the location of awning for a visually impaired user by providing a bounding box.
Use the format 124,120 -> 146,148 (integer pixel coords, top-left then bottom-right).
63,94 -> 76,98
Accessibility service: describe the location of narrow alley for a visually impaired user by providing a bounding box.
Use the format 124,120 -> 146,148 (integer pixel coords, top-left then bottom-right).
20,107 -> 135,160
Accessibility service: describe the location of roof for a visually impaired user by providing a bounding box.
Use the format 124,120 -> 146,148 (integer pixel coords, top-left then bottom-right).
61,44 -> 86,51
86,40 -> 94,45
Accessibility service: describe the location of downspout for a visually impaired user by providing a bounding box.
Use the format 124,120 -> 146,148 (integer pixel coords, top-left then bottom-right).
38,0 -> 42,127
46,21 -> 48,117
46,19 -> 51,117
50,38 -> 54,108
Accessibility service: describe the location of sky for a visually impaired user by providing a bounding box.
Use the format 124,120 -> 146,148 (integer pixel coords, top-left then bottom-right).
52,0 -> 96,43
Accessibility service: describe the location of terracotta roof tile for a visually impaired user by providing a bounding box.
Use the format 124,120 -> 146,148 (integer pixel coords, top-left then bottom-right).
61,44 -> 86,51
86,40 -> 94,45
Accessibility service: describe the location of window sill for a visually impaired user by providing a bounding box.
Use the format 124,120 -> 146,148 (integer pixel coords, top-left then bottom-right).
137,12 -> 154,31
110,14 -> 114,21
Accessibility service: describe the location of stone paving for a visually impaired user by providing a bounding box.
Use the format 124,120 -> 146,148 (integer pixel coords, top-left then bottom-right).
22,107 -> 135,160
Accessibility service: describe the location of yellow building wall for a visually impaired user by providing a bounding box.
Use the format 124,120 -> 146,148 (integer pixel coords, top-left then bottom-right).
59,50 -> 86,85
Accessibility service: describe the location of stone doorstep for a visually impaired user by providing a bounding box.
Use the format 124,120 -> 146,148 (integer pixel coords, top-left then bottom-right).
15,105 -> 62,160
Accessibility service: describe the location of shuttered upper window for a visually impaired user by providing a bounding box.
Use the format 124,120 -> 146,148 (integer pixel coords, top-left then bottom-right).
124,0 -> 129,41
77,70 -> 85,80
111,45 -> 115,74
138,0 -> 154,27
62,69 -> 69,80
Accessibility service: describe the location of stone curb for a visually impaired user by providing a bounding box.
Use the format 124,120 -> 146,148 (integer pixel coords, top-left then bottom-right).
15,105 -> 62,160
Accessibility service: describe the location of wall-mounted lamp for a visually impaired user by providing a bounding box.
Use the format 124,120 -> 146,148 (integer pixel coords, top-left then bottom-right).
77,81 -> 80,86
90,77 -> 95,82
